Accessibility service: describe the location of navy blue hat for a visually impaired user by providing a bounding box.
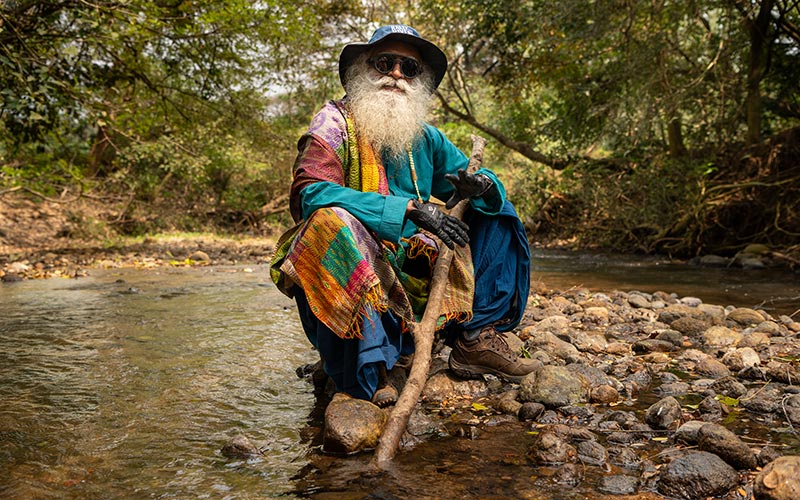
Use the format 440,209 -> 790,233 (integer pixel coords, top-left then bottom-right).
339,25 -> 448,89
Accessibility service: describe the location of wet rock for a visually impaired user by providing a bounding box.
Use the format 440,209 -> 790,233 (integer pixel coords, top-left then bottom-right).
322,393 -> 386,455
221,434 -> 262,458
698,395 -> 726,420
740,384 -> 784,413
406,410 -> 447,437
551,463 -> 581,486
575,440 -> 608,466
655,381 -> 691,395
188,250 -> 210,263
522,324 -> 583,363
1,272 -> 23,282
758,447 -> 784,467
754,456 -> 800,500
607,445 -> 642,468
518,402 -> 545,421
527,426 -> 576,465
756,321 -> 785,336
657,451 -> 739,499
675,420 -> 706,444
697,422 -> 757,470
494,390 -> 523,416
598,475 -> 638,495
783,394 -> 800,425
728,307 -> 766,326
645,396 -> 682,430
519,365 -> 589,408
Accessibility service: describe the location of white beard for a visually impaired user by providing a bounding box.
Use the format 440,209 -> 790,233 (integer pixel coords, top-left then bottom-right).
344,56 -> 434,161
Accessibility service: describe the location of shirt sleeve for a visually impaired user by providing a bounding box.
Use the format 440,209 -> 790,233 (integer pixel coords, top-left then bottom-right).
426,126 -> 506,215
299,182 -> 410,242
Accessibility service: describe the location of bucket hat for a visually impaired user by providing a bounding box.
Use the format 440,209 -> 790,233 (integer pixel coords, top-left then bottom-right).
338,25 -> 448,89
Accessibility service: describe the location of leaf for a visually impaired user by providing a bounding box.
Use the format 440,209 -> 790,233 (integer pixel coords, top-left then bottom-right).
471,402 -> 489,412
715,395 -> 740,407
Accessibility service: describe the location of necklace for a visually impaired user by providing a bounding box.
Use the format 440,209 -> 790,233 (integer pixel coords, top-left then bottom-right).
408,149 -> 423,202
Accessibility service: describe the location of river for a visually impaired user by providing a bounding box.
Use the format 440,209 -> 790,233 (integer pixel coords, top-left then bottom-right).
0,251 -> 797,499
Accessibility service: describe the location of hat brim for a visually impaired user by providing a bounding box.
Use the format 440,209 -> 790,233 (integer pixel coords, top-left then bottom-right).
338,32 -> 447,90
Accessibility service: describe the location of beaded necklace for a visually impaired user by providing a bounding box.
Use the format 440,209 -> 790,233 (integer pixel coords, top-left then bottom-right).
408,149 -> 423,202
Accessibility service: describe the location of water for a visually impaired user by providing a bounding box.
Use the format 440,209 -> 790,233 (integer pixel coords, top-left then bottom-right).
0,253 -> 797,499
0,266 -> 317,499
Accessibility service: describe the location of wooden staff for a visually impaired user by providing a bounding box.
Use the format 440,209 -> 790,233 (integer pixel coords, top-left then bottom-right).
373,134 -> 487,466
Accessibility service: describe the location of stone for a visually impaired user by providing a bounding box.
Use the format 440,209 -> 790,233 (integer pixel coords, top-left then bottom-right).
518,402 -> 545,421
675,420 -> 706,444
221,434 -> 262,458
598,475 -> 638,495
527,426 -> 576,464
695,357 -> 732,379
657,451 -> 739,499
627,294 -> 651,309
422,372 -> 488,402
575,440 -> 608,466
590,385 -> 620,404
703,325 -> 743,347
721,347 -> 761,371
519,365 -> 589,408
322,393 -> 386,455
754,456 -> 800,500
672,316 -> 712,336
728,307 -> 766,326
697,423 -> 757,470
645,396 -> 682,429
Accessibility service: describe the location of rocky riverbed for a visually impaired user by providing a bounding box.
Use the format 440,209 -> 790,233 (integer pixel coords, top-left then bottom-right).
251,287 -> 800,499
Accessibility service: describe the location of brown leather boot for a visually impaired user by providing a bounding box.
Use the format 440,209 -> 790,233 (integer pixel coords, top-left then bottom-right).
449,326 -> 540,382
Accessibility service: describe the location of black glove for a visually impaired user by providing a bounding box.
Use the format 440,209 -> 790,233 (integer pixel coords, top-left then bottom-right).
444,169 -> 494,209
407,200 -> 470,249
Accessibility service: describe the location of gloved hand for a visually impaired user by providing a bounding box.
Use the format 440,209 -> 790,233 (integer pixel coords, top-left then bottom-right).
444,169 -> 493,209
407,200 -> 470,249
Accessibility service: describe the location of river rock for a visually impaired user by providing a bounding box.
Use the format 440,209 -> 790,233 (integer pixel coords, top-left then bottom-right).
657,451 -> 739,499
721,347 -> 761,371
220,434 -> 262,458
598,475 -> 638,495
671,316 -> 711,336
697,422 -> 757,469
655,329 -> 684,346
519,365 -> 589,408
783,394 -> 800,425
728,307 -> 766,326
527,426 -> 576,464
645,396 -> 682,429
607,445 -> 642,468
711,376 -> 748,398
754,456 -> 800,500
575,439 -> 608,466
740,384 -> 784,413
522,327 -> 582,363
322,393 -> 386,455
422,372 -> 488,402
632,339 -> 676,354
703,325 -> 743,347
590,385 -> 620,404
675,420 -> 706,444
627,294 -> 651,309
696,356 -> 732,378
519,402 -> 545,421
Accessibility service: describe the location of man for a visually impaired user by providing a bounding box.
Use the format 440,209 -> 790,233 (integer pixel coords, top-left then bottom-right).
271,25 -> 535,408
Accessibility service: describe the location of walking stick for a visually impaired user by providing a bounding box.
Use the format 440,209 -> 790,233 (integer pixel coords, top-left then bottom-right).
372,134 -> 487,466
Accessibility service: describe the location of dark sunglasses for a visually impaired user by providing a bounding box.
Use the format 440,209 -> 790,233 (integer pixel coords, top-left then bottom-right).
367,54 -> 423,79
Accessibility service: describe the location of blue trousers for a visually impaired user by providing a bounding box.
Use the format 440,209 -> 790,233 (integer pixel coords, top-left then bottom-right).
295,202 -> 530,400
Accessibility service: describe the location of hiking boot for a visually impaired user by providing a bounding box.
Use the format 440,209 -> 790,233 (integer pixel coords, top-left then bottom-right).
449,327 -> 540,382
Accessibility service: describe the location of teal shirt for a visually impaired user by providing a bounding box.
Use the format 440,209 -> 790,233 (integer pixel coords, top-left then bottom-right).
299,123 -> 507,242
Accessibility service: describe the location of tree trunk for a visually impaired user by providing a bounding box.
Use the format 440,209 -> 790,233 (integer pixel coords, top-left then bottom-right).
744,0 -> 774,145
667,116 -> 687,158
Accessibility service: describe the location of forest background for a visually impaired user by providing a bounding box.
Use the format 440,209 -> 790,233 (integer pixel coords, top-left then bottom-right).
1,0 -> 798,261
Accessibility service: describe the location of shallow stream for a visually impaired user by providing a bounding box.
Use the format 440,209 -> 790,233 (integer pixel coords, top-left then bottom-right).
0,251 -> 797,499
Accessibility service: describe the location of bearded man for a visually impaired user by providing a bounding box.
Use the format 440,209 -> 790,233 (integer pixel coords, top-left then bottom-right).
271,25 -> 536,407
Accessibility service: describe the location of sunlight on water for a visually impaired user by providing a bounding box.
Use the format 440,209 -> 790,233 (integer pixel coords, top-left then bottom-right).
0,266 -> 318,499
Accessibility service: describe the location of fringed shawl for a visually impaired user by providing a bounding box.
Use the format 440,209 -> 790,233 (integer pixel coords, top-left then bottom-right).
270,99 -> 474,339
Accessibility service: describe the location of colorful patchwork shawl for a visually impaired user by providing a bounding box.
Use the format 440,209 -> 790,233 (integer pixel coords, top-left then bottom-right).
270,100 -> 474,339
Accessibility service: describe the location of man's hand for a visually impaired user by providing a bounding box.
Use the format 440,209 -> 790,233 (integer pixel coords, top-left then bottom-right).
406,200 -> 469,249
444,169 -> 493,209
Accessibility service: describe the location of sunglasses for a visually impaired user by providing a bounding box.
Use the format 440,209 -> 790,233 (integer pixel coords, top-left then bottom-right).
367,54 -> 423,79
